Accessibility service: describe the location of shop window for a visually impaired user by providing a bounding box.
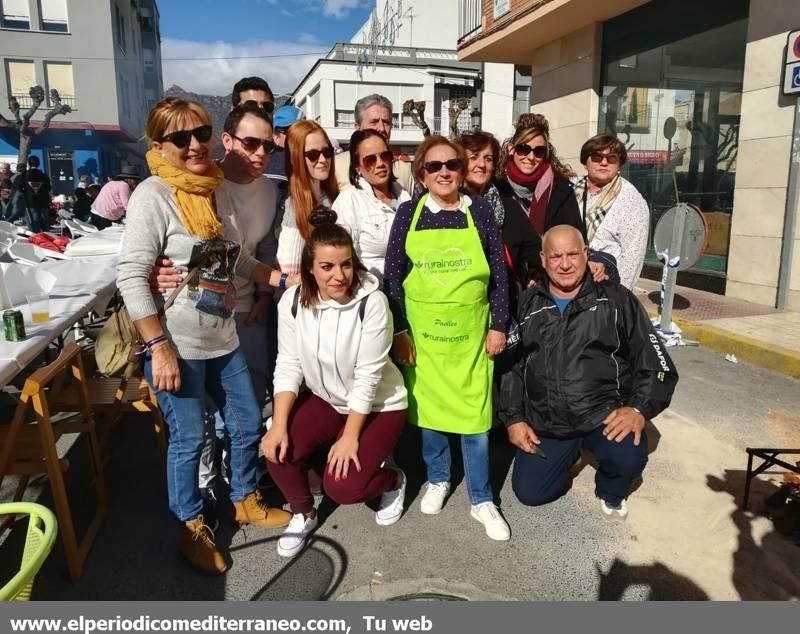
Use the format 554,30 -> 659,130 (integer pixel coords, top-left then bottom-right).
599,0 -> 748,280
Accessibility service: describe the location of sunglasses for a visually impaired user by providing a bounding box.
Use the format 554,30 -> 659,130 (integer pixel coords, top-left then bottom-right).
159,125 -> 213,149
514,143 -> 548,159
423,158 -> 464,174
589,152 -> 620,164
304,147 -> 334,162
231,134 -> 275,154
361,150 -> 394,170
243,99 -> 275,114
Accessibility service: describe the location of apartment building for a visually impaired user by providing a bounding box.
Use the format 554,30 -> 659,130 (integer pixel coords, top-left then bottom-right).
457,0 -> 800,310
0,0 -> 164,190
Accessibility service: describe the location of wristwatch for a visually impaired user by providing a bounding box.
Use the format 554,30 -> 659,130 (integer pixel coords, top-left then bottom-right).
279,272 -> 288,290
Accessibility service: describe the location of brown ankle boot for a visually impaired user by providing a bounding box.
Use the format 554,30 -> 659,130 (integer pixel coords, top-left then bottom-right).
232,491 -> 292,528
178,516 -> 228,575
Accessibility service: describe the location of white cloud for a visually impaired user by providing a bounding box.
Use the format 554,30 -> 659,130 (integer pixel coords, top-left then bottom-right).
321,0 -> 364,18
298,32 -> 320,44
161,37 -> 327,97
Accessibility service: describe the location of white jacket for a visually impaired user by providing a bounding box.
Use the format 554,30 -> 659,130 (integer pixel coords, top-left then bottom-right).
273,272 -> 408,415
333,178 -> 411,284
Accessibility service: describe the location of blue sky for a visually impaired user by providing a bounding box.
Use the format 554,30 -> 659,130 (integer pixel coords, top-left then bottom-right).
159,0 -> 374,96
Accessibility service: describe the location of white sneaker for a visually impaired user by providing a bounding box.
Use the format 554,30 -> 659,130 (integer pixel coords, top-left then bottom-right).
376,469 -> 406,526
599,497 -> 629,519
277,512 -> 318,558
470,502 -> 510,541
420,481 -> 450,515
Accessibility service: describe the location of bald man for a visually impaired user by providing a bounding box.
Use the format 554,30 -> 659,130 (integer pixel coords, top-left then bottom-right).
498,225 -> 678,519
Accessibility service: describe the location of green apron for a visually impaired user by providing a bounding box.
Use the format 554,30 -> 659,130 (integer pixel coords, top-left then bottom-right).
403,194 -> 493,434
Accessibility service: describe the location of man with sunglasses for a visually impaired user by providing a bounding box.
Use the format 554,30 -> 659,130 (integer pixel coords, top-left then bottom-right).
232,76 -> 275,116
334,94 -> 414,194
574,135 -> 650,289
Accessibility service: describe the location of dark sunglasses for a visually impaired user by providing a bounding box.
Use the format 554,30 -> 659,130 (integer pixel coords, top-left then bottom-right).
159,125 -> 213,148
589,152 -> 620,164
231,134 -> 275,154
423,158 -> 464,174
361,150 -> 394,170
514,143 -> 548,159
243,99 -> 275,114
304,147 -> 334,162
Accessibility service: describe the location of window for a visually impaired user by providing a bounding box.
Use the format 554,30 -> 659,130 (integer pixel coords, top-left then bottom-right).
39,0 -> 68,32
1,0 -> 31,29
145,88 -> 157,110
512,65 -> 532,124
139,6 -> 153,31
335,110 -> 354,127
45,61 -> 74,107
143,48 -> 154,73
115,4 -> 127,52
599,0 -> 748,279
6,60 -> 36,105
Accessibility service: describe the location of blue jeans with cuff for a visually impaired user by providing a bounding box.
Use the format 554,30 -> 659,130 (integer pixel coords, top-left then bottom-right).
145,348 -> 262,522
421,428 -> 493,506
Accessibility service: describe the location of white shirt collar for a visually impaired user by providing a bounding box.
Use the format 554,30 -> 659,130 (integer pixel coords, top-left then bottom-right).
426,193 -> 472,214
357,177 -> 411,209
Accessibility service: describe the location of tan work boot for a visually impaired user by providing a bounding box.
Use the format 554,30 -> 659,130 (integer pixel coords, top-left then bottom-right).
178,516 -> 228,575
232,491 -> 292,528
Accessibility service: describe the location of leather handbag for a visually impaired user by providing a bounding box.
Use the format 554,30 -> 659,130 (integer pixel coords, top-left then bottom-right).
95,267 -> 199,378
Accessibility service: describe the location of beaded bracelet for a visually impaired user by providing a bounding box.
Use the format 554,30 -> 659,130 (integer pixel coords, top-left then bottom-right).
145,335 -> 169,351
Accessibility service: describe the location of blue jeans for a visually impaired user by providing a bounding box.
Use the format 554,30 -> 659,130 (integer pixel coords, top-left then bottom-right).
511,424 -> 649,507
145,348 -> 262,522
421,429 -> 493,505
25,206 -> 49,233
199,312 -> 270,488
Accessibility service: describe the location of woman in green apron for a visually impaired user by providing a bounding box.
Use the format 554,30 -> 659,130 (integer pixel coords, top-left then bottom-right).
383,136 -> 512,541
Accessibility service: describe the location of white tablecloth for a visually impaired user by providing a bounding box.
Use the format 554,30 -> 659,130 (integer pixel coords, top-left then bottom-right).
0,255 -> 118,387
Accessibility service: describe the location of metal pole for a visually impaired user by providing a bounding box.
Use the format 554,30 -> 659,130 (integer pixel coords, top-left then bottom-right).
777,98 -> 800,309
661,204 -> 687,331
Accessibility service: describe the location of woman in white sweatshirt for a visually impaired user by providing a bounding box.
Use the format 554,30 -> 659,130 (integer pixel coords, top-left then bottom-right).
262,210 -> 408,557
332,129 -> 411,284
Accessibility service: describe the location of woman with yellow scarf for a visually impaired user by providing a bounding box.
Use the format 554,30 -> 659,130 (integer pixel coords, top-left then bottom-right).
117,98 -> 294,575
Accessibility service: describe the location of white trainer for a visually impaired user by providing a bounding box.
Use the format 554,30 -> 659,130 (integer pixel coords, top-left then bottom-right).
599,497 -> 629,519
376,469 -> 406,526
277,512 -> 318,558
470,502 -> 511,541
420,481 -> 450,515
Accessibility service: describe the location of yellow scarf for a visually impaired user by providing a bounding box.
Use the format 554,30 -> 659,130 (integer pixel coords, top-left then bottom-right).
146,149 -> 224,240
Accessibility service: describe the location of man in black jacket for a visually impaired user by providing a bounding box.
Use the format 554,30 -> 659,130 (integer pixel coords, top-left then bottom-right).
498,225 -> 678,518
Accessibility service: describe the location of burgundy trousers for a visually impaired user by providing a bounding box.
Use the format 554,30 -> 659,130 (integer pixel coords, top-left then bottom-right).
268,393 -> 406,514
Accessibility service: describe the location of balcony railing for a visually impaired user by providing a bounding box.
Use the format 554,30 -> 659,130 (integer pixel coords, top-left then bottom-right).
458,0 -> 482,41
9,93 -> 75,109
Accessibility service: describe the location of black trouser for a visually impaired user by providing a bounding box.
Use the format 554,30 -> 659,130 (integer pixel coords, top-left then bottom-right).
90,214 -> 113,230
511,424 -> 648,507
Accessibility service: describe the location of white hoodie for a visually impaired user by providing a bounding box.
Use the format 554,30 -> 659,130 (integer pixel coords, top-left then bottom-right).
274,272 -> 408,415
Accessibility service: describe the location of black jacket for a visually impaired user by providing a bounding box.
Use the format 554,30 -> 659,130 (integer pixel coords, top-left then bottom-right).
498,274 -> 678,438
496,174 -> 585,239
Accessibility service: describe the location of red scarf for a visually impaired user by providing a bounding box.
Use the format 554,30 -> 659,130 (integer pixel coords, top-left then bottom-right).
506,160 -> 553,235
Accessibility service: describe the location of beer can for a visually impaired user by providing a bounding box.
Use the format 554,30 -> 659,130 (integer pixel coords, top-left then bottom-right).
3,309 -> 26,342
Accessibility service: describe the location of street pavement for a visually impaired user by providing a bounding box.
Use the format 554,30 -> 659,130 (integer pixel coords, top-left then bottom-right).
2,344 -> 798,601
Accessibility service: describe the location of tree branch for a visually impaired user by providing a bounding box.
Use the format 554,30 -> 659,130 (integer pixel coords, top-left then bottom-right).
8,97 -> 22,127
21,86 -> 45,128
34,103 -> 72,136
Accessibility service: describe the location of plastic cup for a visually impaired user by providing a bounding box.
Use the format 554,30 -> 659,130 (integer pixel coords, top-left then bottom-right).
26,292 -> 50,323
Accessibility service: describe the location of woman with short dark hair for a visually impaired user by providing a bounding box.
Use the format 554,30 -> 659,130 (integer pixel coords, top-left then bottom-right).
574,134 -> 649,289
332,129 -> 411,283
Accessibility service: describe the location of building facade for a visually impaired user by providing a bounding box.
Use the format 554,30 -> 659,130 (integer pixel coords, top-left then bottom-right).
458,0 -> 800,310
0,0 -> 163,190
293,0 -> 521,152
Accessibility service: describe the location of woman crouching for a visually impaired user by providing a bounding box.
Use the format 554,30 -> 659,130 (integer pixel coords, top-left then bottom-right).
262,209 -> 408,557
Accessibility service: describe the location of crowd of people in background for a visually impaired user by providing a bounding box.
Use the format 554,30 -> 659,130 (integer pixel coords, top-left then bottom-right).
8,73 -> 677,576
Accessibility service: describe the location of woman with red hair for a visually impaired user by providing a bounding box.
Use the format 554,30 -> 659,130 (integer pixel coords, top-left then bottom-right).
276,121 -> 339,277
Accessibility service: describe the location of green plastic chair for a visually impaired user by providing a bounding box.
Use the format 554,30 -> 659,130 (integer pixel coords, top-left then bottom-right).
0,503 -> 58,601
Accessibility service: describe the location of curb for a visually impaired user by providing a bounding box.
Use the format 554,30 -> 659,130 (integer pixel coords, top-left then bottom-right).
647,310 -> 800,379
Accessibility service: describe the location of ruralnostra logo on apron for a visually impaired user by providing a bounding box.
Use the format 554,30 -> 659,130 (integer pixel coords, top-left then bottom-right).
402,194 -> 493,434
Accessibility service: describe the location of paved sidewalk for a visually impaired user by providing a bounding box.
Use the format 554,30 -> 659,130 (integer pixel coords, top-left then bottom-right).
634,279 -> 800,378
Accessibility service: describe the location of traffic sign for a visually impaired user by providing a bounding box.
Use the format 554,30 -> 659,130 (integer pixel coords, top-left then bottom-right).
787,30 -> 800,64
785,62 -> 800,96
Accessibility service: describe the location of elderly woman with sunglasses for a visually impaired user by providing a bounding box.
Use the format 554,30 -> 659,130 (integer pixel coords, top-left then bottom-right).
383,135 -> 512,542
117,98 -> 296,577
276,121 -> 339,277
573,135 -> 649,289
332,130 -> 411,284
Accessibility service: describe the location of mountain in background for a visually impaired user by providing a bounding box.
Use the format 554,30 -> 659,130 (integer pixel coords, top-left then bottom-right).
164,85 -> 289,158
